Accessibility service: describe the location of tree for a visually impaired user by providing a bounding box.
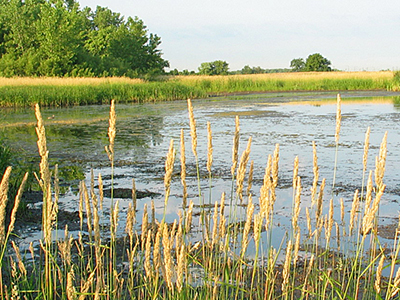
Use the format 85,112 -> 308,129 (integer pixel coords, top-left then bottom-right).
198,60 -> 229,75
304,53 -> 331,71
290,58 -> 305,72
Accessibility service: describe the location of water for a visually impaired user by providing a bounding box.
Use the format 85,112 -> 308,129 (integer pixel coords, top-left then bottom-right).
2,91 -> 400,254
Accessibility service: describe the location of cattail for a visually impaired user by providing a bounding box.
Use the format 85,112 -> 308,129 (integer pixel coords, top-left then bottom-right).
231,116 -> 240,176
7,172 -> 28,235
246,160 -> 254,196
375,131 -> 388,190
281,240 -> 293,295
105,99 -> 116,163
207,121 -> 213,174
236,137 -> 252,202
180,129 -> 188,209
164,139 -> 175,204
311,141 -> 319,205
241,195 -> 254,255
187,99 -> 197,158
349,190 -> 359,235
335,94 -> 341,145
374,254 -> 385,294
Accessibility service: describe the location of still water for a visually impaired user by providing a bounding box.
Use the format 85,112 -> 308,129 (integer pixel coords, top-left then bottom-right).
2,91 -> 400,253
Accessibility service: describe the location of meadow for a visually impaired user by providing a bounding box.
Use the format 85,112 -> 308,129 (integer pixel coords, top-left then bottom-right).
0,71 -> 398,107
0,96 -> 399,299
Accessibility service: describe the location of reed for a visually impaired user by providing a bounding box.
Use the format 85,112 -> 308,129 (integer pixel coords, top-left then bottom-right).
0,94 -> 398,300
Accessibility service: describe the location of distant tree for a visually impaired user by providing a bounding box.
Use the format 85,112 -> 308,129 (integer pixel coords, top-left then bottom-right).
198,60 -> 229,75
241,65 -> 253,74
304,53 -> 331,71
290,58 -> 305,72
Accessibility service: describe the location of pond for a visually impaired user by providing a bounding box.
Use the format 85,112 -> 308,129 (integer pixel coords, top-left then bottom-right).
2,90 -> 400,256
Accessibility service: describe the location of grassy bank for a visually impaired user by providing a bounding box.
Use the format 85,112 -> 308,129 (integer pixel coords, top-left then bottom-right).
0,97 -> 398,299
0,71 -> 397,107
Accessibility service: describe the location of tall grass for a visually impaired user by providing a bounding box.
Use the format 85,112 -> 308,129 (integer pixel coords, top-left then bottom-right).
0,95 -> 399,299
0,71 -> 398,107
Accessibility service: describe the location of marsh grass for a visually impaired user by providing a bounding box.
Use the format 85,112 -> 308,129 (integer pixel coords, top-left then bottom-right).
0,95 -> 399,299
0,71 -> 398,107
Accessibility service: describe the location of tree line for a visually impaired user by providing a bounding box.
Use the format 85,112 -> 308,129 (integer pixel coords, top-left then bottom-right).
169,53 -> 332,76
0,0 -> 169,77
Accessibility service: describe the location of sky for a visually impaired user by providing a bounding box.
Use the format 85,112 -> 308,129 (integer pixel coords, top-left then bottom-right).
78,0 -> 400,72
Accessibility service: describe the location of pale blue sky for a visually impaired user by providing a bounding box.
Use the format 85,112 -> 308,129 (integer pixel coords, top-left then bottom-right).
78,0 -> 400,72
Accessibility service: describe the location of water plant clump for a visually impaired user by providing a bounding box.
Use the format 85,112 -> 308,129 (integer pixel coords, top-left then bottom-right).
0,96 -> 399,299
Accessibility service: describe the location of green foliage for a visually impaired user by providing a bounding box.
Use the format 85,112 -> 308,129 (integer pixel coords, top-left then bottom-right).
0,0 -> 169,77
290,58 -> 305,72
305,53 -> 332,71
290,53 -> 332,72
198,60 -> 229,75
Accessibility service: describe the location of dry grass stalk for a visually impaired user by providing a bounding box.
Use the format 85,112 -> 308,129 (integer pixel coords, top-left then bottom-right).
340,198 -> 345,225
253,212 -> 262,244
180,129 -> 188,209
162,223 -> 175,290
293,230 -> 301,268
79,270 -> 95,300
141,204 -> 148,249
144,229 -> 153,280
236,136 -> 252,202
361,185 -> 385,235
11,241 -> 26,277
187,99 -> 198,158
0,166 -> 11,245
325,199 -> 334,246
153,227 -> 162,272
281,240 -> 293,295
81,181 -> 93,240
132,178 -> 137,223
316,178 -> 326,226
335,94 -> 342,145
362,127 -> 371,174
259,155 -> 272,218
292,156 -> 299,190
375,254 -> 385,294
176,244 -> 186,292
375,131 -> 388,190
231,116 -> 240,176
306,207 -> 312,237
111,200 -> 119,242
164,139 -> 175,203
241,195 -> 254,256
66,269 -> 77,300
98,173 -> 104,211
186,200 -> 194,232
247,160 -> 254,196
211,201 -> 219,246
365,170 -> 373,210
105,99 -> 116,163
271,144 -> 280,191
311,141 -> 319,205
292,176 -> 301,233
7,172 -> 28,235
207,121 -> 213,174
349,190 -> 359,235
